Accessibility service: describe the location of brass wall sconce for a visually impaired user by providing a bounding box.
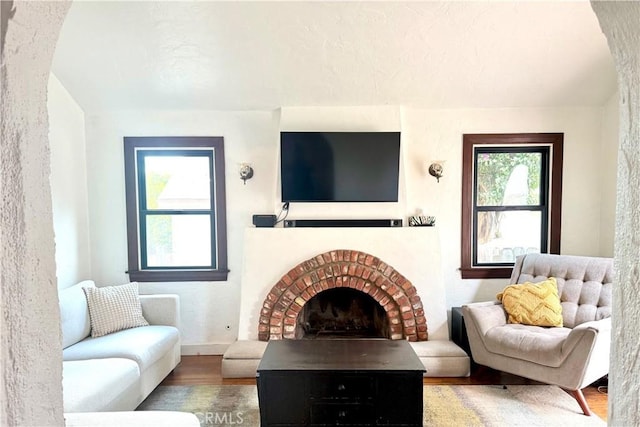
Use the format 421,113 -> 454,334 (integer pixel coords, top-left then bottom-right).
239,163 -> 254,184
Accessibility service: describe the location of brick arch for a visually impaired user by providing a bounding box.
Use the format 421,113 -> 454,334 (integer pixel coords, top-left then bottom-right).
258,250 -> 428,341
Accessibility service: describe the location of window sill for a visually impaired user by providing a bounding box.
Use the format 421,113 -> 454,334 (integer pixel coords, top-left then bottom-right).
460,267 -> 513,280
127,269 -> 229,282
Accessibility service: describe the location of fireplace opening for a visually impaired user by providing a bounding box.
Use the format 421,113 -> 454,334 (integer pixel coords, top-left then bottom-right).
296,288 -> 390,339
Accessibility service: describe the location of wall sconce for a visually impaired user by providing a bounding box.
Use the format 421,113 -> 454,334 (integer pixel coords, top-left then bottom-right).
239,163 -> 254,184
428,162 -> 444,183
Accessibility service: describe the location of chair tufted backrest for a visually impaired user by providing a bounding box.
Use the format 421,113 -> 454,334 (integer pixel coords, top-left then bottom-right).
510,253 -> 613,328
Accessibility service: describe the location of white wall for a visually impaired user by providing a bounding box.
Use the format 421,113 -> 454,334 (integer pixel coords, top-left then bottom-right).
84,110 -> 278,354
48,73 -> 92,290
401,106 -> 610,309
83,104 -> 616,353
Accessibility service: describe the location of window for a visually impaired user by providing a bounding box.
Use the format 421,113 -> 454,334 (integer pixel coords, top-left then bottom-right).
124,137 -> 228,282
461,133 -> 563,279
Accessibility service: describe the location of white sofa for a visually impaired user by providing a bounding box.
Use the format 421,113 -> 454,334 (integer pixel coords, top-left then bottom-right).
59,280 -> 181,413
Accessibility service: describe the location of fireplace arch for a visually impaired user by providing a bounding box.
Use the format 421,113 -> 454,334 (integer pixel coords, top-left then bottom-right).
258,249 -> 428,341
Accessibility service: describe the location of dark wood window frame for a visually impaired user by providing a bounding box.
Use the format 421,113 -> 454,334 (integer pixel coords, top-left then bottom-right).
124,136 -> 228,282
461,133 -> 563,279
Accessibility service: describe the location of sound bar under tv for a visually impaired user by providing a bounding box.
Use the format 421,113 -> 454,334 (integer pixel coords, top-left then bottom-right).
283,219 -> 402,228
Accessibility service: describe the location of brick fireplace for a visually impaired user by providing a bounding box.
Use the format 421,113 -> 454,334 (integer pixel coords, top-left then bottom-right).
238,228 -> 449,343
258,250 -> 428,341
225,228 -> 471,379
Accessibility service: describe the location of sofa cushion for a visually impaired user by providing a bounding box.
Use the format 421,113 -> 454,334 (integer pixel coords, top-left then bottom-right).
63,358 -> 139,412
63,325 -> 179,371
84,282 -> 149,337
484,323 -> 572,367
497,278 -> 563,327
59,280 -> 96,349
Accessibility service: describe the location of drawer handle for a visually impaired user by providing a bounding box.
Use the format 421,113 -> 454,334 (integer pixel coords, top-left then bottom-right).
337,384 -> 346,391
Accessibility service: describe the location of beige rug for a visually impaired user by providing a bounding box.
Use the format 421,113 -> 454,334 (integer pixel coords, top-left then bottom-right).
137,384 -> 605,426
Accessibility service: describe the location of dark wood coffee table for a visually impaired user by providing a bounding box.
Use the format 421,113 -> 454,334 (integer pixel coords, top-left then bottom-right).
256,339 -> 425,426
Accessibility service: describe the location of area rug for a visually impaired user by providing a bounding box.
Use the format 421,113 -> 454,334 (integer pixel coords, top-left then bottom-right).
137,384 -> 605,426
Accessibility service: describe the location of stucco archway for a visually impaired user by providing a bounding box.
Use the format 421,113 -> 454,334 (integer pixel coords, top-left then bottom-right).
591,2 -> 640,424
1,1 -> 71,425
2,2 -> 639,425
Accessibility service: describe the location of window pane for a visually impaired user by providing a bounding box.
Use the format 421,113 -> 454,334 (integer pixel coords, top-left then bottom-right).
476,152 -> 541,206
144,156 -> 211,210
476,211 -> 541,264
145,214 -> 212,267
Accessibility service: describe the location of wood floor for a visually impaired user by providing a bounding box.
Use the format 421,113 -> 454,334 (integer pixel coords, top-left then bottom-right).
160,355 -> 608,422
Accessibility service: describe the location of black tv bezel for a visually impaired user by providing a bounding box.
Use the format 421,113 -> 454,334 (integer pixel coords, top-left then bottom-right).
279,131 -> 401,203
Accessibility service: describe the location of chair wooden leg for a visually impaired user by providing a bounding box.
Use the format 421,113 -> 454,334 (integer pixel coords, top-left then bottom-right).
566,388 -> 593,416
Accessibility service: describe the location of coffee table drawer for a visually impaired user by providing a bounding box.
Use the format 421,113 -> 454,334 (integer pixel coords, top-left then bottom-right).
310,374 -> 373,399
310,402 -> 375,425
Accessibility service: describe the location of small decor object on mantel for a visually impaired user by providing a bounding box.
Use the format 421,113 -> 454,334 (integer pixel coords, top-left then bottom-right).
409,215 -> 435,226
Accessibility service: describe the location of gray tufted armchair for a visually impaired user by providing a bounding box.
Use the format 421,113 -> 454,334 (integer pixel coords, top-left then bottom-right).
462,253 -> 612,415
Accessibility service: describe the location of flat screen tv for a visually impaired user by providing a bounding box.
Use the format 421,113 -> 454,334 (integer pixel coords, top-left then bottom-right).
280,131 -> 401,202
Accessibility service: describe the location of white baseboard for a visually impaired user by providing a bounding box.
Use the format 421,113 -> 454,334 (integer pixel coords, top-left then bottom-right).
181,343 -> 231,356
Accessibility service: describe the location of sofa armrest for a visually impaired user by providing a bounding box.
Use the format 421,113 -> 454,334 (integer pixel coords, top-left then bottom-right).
563,317 -> 611,354
140,294 -> 180,328
460,302 -> 508,367
462,301 -> 508,336
572,317 -> 612,334
560,317 -> 611,388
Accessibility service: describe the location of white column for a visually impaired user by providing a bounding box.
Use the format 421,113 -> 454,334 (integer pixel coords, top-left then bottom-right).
591,2 -> 640,424
1,1 -> 70,425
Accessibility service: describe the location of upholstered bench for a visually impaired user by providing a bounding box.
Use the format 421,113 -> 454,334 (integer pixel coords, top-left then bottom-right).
409,340 -> 470,377
221,340 -> 268,378
221,339 -> 469,378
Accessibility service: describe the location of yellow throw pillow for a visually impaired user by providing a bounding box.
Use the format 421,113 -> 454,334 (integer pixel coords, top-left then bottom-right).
497,278 -> 563,327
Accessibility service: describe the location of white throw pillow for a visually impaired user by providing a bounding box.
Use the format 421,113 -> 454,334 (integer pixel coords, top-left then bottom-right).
83,282 -> 149,338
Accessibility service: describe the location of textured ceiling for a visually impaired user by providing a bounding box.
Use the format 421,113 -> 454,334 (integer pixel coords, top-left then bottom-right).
51,1 -> 617,112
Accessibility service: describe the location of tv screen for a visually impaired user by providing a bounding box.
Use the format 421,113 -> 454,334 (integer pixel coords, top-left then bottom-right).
280,132 -> 400,202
